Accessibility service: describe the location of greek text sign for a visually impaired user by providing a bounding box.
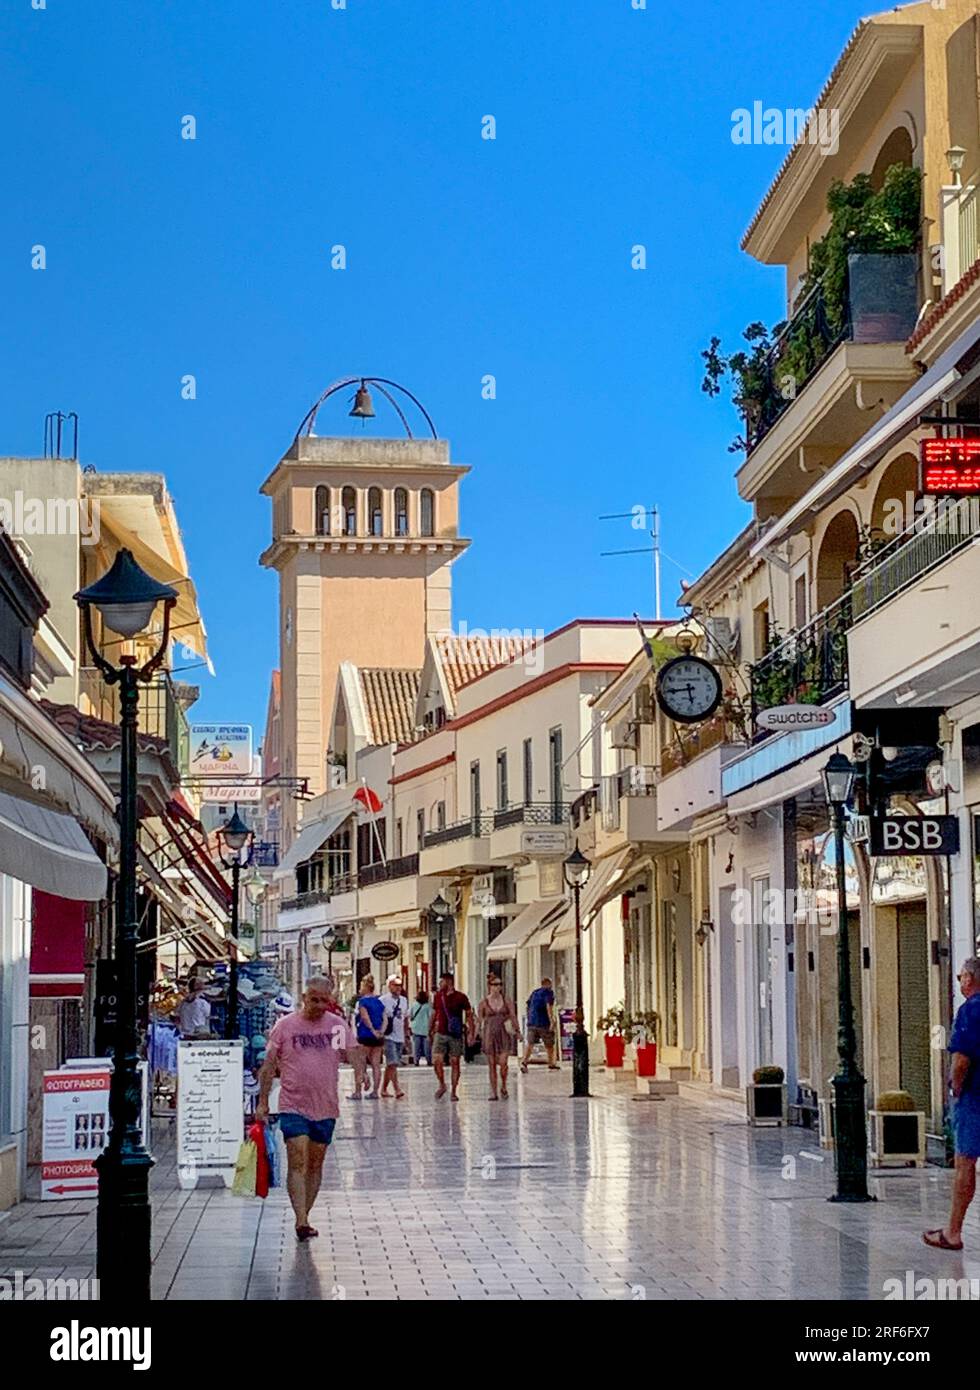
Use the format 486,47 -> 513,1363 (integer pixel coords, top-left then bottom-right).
869,815 -> 959,856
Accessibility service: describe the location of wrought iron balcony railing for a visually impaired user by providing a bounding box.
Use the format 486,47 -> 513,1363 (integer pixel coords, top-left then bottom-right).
492,801 -> 570,829
745,252 -> 919,454
660,716 -> 742,776
423,814 -> 494,848
749,594 -> 851,727
358,853 -> 420,887
849,495 -> 980,623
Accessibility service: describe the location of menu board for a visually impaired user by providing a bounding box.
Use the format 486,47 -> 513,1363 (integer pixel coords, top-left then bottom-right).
177,1041 -> 244,1188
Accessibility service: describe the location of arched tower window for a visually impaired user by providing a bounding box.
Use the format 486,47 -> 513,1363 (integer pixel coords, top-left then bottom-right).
368,487 -> 383,536
315,485 -> 330,536
420,488 -> 434,537
394,488 -> 409,537
342,487 -> 357,536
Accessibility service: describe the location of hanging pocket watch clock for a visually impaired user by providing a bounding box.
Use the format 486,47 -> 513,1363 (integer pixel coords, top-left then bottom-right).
655,641 -> 723,725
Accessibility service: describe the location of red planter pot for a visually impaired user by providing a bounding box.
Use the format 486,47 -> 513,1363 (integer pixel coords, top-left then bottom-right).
604,1033 -> 626,1069
635,1042 -> 657,1078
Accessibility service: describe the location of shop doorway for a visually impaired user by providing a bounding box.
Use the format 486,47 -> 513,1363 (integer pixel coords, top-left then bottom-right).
751,876 -> 774,1068
659,901 -> 679,1047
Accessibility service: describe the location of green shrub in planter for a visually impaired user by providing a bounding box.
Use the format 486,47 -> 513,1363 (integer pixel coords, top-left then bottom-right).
753,1065 -> 785,1085
875,1090 -> 915,1112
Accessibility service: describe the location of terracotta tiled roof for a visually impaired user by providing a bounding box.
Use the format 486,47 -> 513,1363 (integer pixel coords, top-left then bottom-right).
358,668 -> 421,746
435,632 -> 538,699
40,699 -> 171,760
907,255 -> 980,353
741,19 -> 869,250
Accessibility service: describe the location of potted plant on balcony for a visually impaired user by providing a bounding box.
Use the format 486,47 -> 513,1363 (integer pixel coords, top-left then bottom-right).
868,1090 -> 925,1168
701,164 -> 921,453
631,1011 -> 659,1078
596,1003 -> 631,1069
746,1064 -> 787,1126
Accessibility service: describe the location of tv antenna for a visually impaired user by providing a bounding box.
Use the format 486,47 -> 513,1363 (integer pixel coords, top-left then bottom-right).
600,504 -> 661,620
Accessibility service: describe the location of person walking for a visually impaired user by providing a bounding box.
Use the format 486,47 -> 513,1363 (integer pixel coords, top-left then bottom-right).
409,990 -> 432,1065
478,975 -> 520,1100
353,974 -> 385,1098
520,976 -> 559,1072
924,957 -> 980,1251
256,975 -> 353,1242
430,971 -> 474,1101
379,974 -> 408,1098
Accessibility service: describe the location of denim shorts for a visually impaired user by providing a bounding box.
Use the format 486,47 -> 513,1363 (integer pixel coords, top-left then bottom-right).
953,1096 -> 980,1159
384,1037 -> 403,1065
278,1113 -> 337,1145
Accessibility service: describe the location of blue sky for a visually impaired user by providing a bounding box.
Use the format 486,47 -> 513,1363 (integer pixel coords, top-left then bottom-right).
3,0 -> 874,735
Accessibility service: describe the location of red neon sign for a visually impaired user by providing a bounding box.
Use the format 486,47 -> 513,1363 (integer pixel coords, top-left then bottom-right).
920,438 -> 980,494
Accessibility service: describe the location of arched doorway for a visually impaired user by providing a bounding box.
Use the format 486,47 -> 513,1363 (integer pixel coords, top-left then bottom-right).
870,127 -> 914,191
870,451 -> 918,542
815,509 -> 859,610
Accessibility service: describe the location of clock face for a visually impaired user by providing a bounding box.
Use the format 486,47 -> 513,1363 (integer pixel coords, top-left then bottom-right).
656,656 -> 722,725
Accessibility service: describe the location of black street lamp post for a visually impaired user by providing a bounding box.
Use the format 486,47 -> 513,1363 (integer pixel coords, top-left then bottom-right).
74,549 -> 178,1302
563,842 -> 592,1098
218,807 -> 253,1041
822,751 -> 873,1204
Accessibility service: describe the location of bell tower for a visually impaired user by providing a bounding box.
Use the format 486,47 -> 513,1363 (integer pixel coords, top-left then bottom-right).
260,378 -> 471,839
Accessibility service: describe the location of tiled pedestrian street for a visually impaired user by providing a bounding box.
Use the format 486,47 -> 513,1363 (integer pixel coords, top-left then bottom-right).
3,1068 -> 979,1301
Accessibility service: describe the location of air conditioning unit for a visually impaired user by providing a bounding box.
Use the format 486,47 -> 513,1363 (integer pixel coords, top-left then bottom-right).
610,717 -> 638,750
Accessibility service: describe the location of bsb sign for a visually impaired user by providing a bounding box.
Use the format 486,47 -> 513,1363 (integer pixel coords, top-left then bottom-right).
869,814 -> 959,856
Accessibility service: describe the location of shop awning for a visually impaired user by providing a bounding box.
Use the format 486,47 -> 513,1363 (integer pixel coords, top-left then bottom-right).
97,512 -> 211,670
487,898 -> 568,959
0,789 -> 107,901
275,808 -> 351,878
541,849 -> 635,952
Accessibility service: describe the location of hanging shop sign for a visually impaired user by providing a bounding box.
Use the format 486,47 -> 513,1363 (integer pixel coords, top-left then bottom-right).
371,941 -> 399,962
755,704 -> 836,732
177,1040 -> 244,1189
521,828 -> 570,855
869,814 -> 959,856
920,438 -> 980,495
189,723 -> 252,776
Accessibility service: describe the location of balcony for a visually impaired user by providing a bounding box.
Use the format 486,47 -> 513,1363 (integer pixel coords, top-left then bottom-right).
490,802 -> 571,863
358,853 -> 419,887
80,667 -> 191,776
591,765 -> 684,851
847,498 -> 980,709
735,254 -> 920,507
420,814 -> 494,877
252,840 -> 279,868
749,595 -> 851,728
660,714 -> 738,776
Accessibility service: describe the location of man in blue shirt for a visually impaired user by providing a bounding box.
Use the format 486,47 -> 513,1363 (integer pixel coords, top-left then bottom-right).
520,977 -> 558,1072
924,958 -> 980,1251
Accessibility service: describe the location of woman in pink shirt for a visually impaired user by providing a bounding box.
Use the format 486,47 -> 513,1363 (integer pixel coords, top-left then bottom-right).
257,975 -> 354,1241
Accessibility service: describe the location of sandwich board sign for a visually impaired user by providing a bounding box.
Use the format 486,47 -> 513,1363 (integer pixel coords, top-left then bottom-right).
177,1040 -> 244,1189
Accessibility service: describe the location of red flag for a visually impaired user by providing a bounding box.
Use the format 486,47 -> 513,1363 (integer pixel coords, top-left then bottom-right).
353,785 -> 383,814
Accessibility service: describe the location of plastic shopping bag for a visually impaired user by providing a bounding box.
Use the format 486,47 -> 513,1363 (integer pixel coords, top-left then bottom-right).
231,1136 -> 258,1198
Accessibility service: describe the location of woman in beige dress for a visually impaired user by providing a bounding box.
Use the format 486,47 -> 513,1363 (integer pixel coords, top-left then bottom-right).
478,975 -> 521,1100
